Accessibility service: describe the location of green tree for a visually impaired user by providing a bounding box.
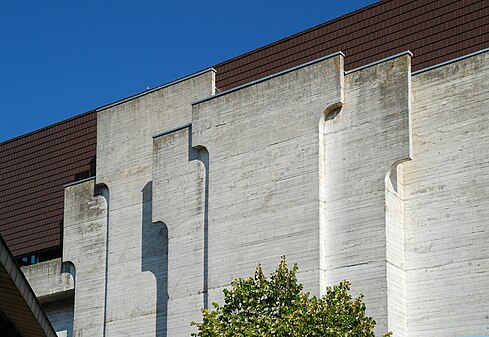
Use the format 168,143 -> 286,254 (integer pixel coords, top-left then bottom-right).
191,257 -> 391,336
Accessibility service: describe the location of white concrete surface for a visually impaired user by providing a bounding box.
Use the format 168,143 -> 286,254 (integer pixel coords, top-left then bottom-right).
404,50 -> 489,336
20,49 -> 489,337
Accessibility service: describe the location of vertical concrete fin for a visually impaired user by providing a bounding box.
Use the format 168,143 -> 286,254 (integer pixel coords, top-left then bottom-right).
319,53 -> 345,294
338,52 -> 345,104
94,182 -> 110,337
322,52 -> 411,335
385,161 -> 408,336
319,100 -> 345,293
152,125 -> 207,336
188,142 -> 210,310
384,53 -> 412,337
63,178 -> 109,337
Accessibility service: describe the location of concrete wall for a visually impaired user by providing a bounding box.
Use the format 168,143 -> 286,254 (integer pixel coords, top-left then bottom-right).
96,70 -> 215,337
22,258 -> 74,301
321,53 -> 411,335
152,126 -> 204,336
22,259 -> 74,337
63,178 -> 108,337
21,49 -> 489,337
192,54 -> 344,300
41,299 -> 74,337
404,51 -> 489,336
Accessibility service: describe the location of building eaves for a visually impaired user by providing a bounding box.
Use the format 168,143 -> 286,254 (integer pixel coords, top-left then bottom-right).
0,234 -> 58,337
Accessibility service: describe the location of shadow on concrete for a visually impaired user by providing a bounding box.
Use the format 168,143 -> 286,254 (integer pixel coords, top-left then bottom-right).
42,295 -> 74,337
141,182 -> 168,337
187,126 -> 210,310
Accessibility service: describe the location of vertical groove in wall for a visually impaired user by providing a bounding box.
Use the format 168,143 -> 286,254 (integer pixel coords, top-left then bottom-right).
188,134 -> 210,310
96,184 -> 110,337
199,149 -> 210,310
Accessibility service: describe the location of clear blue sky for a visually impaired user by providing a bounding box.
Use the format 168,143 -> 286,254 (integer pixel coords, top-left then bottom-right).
0,1 -> 376,142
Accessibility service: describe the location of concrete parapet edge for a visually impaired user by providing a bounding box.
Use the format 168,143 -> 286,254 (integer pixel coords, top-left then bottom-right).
96,68 -> 217,112
412,47 -> 489,75
345,51 -> 413,74
152,123 -> 192,139
192,51 -> 345,105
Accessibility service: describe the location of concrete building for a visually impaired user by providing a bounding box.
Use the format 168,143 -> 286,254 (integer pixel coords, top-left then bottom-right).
1,0 -> 489,336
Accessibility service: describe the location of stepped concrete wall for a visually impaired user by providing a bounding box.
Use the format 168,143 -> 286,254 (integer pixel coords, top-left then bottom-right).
22,50 -> 489,337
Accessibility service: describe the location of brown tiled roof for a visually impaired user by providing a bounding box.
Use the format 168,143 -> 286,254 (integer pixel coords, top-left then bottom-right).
0,112 -> 96,257
214,0 -> 489,90
0,0 -> 488,257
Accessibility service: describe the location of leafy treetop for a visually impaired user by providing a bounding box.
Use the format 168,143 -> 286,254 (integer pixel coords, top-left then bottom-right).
191,257 -> 391,336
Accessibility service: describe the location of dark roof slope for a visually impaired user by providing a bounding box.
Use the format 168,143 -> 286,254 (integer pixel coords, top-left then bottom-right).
0,234 -> 57,337
214,0 -> 488,90
1,0 -> 488,257
0,112 -> 96,257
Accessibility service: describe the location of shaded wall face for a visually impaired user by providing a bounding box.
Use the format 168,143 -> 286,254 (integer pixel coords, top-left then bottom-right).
0,311 -> 22,337
42,299 -> 74,337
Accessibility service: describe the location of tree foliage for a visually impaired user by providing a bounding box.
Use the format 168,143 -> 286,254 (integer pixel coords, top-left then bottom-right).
191,257 -> 391,337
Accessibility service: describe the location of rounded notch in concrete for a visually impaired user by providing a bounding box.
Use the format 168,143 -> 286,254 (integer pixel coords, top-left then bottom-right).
60,261 -> 77,287
324,102 -> 343,121
94,182 -> 110,210
384,159 -> 410,194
